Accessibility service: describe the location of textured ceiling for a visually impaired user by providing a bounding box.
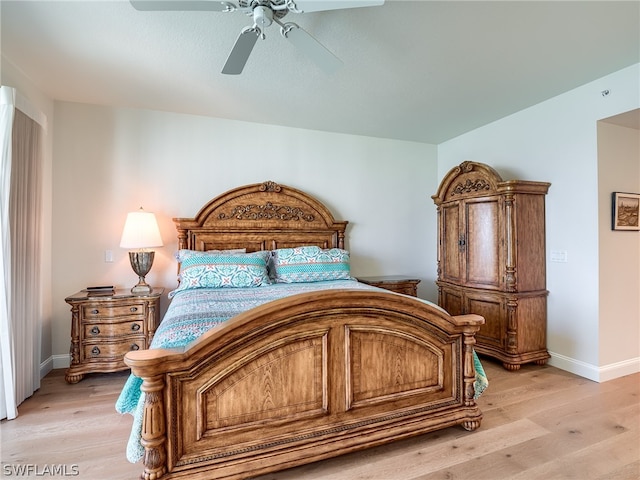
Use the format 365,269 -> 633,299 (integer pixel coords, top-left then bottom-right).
2,0 -> 639,144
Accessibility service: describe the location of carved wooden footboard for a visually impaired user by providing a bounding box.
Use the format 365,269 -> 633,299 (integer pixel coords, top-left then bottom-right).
125,289 -> 484,480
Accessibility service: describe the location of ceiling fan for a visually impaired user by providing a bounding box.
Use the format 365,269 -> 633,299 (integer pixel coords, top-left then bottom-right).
130,0 -> 384,75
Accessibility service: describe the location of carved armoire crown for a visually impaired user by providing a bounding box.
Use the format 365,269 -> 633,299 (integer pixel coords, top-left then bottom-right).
432,161 -> 550,370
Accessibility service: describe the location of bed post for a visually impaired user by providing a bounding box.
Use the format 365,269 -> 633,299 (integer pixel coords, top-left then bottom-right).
176,227 -> 188,250
140,374 -> 167,480
462,331 -> 481,431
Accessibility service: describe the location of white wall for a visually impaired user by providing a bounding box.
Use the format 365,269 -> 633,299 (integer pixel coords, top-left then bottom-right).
51,103 -> 438,365
1,55 -> 55,376
597,120 -> 640,380
437,64 -> 640,381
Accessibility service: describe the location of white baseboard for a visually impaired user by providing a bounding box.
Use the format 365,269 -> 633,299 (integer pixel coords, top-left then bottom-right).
598,357 -> 640,382
549,351 -> 640,382
40,354 -> 70,378
548,352 -> 599,381
53,353 -> 71,369
39,356 -> 54,379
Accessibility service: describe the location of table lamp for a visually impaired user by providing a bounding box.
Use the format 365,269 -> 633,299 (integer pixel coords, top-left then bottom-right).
120,207 -> 163,294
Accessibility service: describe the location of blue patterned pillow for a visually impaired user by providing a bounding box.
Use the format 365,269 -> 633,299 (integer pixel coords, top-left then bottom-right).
272,246 -> 352,283
170,251 -> 270,297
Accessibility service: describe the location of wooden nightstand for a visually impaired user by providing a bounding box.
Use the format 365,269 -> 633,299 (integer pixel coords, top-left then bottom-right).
356,276 -> 421,297
64,288 -> 163,384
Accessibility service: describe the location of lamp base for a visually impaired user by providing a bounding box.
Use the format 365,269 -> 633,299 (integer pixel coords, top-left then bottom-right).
131,283 -> 153,295
128,251 -> 155,295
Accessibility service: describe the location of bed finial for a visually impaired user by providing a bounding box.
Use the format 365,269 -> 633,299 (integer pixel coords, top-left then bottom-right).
259,181 -> 282,192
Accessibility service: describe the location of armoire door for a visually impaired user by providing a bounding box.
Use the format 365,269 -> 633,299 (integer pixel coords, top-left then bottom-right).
463,196 -> 502,290
438,284 -> 464,316
439,202 -> 463,285
465,290 -> 505,351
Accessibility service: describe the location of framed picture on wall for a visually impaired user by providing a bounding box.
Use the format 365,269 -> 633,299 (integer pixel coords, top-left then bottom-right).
612,192 -> 640,231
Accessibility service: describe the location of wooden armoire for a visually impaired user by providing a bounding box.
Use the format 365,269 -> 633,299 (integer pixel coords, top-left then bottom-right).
432,161 -> 550,370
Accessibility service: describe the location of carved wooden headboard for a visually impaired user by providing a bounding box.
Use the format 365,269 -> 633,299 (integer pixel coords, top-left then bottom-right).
173,181 -> 348,252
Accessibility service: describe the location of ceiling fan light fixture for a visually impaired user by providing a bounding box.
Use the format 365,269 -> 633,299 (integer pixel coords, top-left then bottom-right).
253,5 -> 273,28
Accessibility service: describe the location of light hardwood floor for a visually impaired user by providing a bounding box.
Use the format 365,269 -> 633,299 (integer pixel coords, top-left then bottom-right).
1,358 -> 638,480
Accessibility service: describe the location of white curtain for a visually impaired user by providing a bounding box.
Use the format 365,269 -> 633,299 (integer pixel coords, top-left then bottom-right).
0,86 -> 44,420
0,86 -> 16,420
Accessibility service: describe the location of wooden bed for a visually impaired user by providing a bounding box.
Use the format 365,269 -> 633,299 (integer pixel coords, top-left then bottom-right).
123,180 -> 484,480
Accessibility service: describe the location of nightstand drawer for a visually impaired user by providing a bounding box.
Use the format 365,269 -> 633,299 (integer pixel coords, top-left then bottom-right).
82,338 -> 145,361
83,320 -> 144,339
388,284 -> 420,296
82,303 -> 145,319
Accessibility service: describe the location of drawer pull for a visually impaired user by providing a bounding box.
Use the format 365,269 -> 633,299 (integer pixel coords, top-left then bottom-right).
131,323 -> 141,332
90,326 -> 100,335
130,344 -> 140,351
91,309 -> 99,315
130,307 -> 138,313
91,346 -> 100,356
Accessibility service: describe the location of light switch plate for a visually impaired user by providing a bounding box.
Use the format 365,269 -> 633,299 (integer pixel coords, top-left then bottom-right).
550,250 -> 567,263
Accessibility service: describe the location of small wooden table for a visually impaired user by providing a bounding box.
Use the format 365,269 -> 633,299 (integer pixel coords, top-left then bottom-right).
356,276 -> 421,297
64,288 -> 163,383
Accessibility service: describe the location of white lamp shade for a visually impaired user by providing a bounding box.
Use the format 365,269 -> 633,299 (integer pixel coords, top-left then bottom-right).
120,208 -> 163,249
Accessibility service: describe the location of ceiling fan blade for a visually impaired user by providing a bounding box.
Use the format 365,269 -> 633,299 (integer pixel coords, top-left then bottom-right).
222,28 -> 260,75
288,0 -> 384,13
130,0 -> 237,12
283,24 -> 342,74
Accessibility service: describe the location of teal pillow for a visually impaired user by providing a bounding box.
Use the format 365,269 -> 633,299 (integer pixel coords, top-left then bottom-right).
272,246 -> 352,283
171,251 -> 270,297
